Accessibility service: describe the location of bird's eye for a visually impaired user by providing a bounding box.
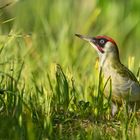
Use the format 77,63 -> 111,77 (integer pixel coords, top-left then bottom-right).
100,39 -> 105,44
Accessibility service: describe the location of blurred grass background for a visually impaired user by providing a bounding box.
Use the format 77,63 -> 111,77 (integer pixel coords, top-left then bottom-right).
0,0 -> 140,139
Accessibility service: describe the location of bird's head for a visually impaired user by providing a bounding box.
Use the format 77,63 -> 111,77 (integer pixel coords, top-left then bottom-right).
75,34 -> 120,65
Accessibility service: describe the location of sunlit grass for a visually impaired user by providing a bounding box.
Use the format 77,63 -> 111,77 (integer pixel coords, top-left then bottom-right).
0,0 -> 140,139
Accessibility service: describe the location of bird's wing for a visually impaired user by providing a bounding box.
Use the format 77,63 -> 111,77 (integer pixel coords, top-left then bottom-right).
116,63 -> 139,83
114,64 -> 140,101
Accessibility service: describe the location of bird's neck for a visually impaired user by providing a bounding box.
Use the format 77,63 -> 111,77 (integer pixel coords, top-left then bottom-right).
99,53 -> 121,69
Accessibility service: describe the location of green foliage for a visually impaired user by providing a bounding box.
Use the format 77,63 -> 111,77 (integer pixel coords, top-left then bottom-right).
0,0 -> 140,139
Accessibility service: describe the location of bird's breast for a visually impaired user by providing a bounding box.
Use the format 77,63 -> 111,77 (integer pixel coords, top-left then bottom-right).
101,65 -> 140,102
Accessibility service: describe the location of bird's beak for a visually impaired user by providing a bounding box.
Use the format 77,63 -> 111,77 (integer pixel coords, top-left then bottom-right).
75,33 -> 97,48
75,33 -> 104,53
75,34 -> 94,42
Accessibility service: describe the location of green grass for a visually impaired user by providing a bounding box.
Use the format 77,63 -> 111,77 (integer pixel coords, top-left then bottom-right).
0,0 -> 140,139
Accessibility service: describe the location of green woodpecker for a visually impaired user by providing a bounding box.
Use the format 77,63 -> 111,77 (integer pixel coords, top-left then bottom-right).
75,34 -> 140,113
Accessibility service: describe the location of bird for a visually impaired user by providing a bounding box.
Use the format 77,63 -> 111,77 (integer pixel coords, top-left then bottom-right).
75,33 -> 140,114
